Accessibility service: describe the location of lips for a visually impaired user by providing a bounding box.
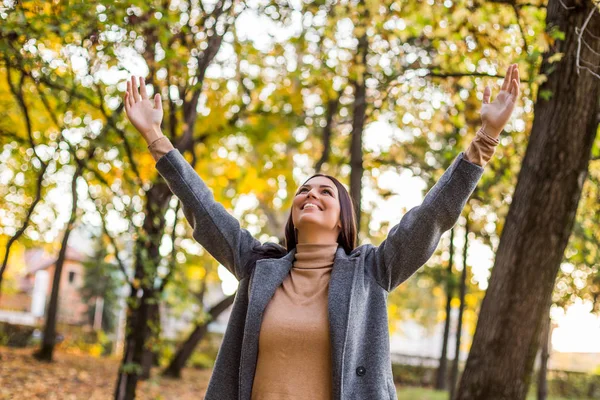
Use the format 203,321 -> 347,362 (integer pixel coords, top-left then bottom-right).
302,202 -> 322,210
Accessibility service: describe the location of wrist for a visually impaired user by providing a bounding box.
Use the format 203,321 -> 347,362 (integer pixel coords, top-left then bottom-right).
144,126 -> 164,143
480,123 -> 502,140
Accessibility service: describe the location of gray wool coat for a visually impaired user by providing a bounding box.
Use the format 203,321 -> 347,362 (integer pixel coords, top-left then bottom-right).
155,149 -> 484,400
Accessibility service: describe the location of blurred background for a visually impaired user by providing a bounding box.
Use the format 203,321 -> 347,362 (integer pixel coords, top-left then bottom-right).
0,0 -> 599,399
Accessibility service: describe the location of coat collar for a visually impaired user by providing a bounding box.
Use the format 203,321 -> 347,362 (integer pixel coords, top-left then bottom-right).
238,244 -> 361,400
278,243 -> 359,264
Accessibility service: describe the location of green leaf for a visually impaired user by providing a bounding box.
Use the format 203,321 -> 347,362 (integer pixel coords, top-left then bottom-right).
539,89 -> 553,101
549,26 -> 565,41
120,362 -> 143,375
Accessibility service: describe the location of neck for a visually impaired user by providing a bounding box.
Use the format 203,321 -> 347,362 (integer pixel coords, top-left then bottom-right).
296,229 -> 339,245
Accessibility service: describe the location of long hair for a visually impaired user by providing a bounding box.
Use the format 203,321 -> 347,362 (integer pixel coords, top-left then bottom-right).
244,174 -> 358,271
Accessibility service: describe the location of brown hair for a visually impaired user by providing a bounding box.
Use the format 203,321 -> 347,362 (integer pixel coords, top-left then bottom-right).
243,174 -> 358,271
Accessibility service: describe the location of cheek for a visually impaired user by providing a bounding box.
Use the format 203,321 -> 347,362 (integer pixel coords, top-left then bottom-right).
328,200 -> 341,217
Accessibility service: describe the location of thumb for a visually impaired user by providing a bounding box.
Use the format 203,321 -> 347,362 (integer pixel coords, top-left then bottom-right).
154,93 -> 162,110
483,85 -> 491,104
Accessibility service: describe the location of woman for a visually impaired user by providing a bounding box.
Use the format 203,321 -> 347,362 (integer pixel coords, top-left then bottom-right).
124,63 -> 520,400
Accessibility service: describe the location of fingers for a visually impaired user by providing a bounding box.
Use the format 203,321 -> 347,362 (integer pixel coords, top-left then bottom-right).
502,64 -> 514,92
124,91 -> 130,113
126,75 -> 160,111
502,64 -> 520,93
509,65 -> 520,99
139,77 -> 148,100
125,81 -> 134,109
131,75 -> 140,102
483,85 -> 491,104
510,78 -> 520,100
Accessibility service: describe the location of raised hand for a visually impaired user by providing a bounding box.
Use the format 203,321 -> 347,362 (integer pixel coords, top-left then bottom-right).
480,63 -> 520,138
124,76 -> 164,143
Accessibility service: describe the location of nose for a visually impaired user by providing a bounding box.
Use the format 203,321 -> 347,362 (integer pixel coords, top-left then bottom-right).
306,188 -> 319,200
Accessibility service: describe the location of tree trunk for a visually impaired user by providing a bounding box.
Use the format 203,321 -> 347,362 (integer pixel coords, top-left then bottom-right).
114,281 -> 156,400
33,166 -> 81,362
315,93 -> 341,173
537,313 -> 551,400
141,302 -> 160,380
162,292 -> 236,378
435,227 -> 456,390
93,297 -> 105,331
0,164 -> 47,300
450,219 -> 469,399
349,30 -> 368,234
115,184 -> 169,399
456,1 -> 600,399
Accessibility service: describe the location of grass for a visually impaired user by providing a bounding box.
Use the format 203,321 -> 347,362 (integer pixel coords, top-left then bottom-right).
396,386 -> 581,400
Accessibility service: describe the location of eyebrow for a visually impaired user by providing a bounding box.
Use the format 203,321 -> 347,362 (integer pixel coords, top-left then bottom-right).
298,184 -> 336,193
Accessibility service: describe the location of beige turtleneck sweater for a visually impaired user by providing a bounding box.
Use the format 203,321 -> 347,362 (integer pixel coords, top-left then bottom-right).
147,128 -> 500,167
251,242 -> 338,400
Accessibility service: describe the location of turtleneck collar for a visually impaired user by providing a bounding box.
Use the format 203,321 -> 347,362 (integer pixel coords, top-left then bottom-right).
293,243 -> 338,269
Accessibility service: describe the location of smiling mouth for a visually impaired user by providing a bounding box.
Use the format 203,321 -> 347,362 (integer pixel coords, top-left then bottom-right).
302,204 -> 322,211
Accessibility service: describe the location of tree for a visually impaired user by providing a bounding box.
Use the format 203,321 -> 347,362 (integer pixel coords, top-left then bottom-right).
161,279 -> 236,378
34,164 -> 83,362
456,1 -> 600,398
80,235 -> 122,333
436,227 -> 456,390
450,218 -> 470,399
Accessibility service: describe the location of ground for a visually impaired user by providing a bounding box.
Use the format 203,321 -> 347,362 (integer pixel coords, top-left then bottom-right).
0,346 -> 575,400
0,347 -> 210,400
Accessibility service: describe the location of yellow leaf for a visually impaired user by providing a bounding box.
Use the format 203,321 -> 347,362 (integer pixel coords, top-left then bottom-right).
548,52 -> 564,64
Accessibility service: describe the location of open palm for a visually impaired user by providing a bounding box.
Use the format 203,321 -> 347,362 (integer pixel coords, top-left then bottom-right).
124,76 -> 163,141
480,63 -> 520,138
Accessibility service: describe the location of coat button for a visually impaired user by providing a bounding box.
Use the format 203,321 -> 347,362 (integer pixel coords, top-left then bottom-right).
356,366 -> 366,376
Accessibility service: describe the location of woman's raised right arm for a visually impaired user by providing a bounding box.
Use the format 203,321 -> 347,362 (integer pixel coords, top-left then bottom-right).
124,76 -> 261,281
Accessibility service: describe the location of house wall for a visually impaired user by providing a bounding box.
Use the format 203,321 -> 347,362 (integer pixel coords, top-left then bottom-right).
0,292 -> 31,313
44,260 -> 89,325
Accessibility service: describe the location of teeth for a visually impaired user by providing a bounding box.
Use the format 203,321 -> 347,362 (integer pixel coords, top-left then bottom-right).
304,204 -> 318,210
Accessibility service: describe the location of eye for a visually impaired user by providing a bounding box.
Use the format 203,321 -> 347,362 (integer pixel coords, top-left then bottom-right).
323,189 -> 332,195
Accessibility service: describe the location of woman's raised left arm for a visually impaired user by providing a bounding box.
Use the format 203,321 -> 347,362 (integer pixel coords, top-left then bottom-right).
367,63 -> 521,292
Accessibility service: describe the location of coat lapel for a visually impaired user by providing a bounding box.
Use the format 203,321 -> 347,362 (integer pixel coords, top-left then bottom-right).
238,245 -> 360,400
327,246 -> 360,400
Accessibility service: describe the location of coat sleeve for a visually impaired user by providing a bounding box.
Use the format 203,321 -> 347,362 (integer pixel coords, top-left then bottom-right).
155,148 -> 261,281
368,151 -> 485,292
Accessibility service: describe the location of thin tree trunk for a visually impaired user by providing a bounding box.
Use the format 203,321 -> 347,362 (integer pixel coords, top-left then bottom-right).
349,48 -> 368,232
33,165 -> 82,362
349,0 -> 369,234
315,93 -> 342,173
0,166 -> 47,299
162,293 -> 236,378
141,302 -> 160,380
456,1 -> 600,398
450,219 -> 469,399
436,227 -> 456,390
0,66 -> 53,300
93,297 -> 105,331
537,313 -> 551,400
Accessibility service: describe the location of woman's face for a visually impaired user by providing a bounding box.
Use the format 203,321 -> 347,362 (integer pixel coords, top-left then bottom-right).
292,176 -> 342,236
